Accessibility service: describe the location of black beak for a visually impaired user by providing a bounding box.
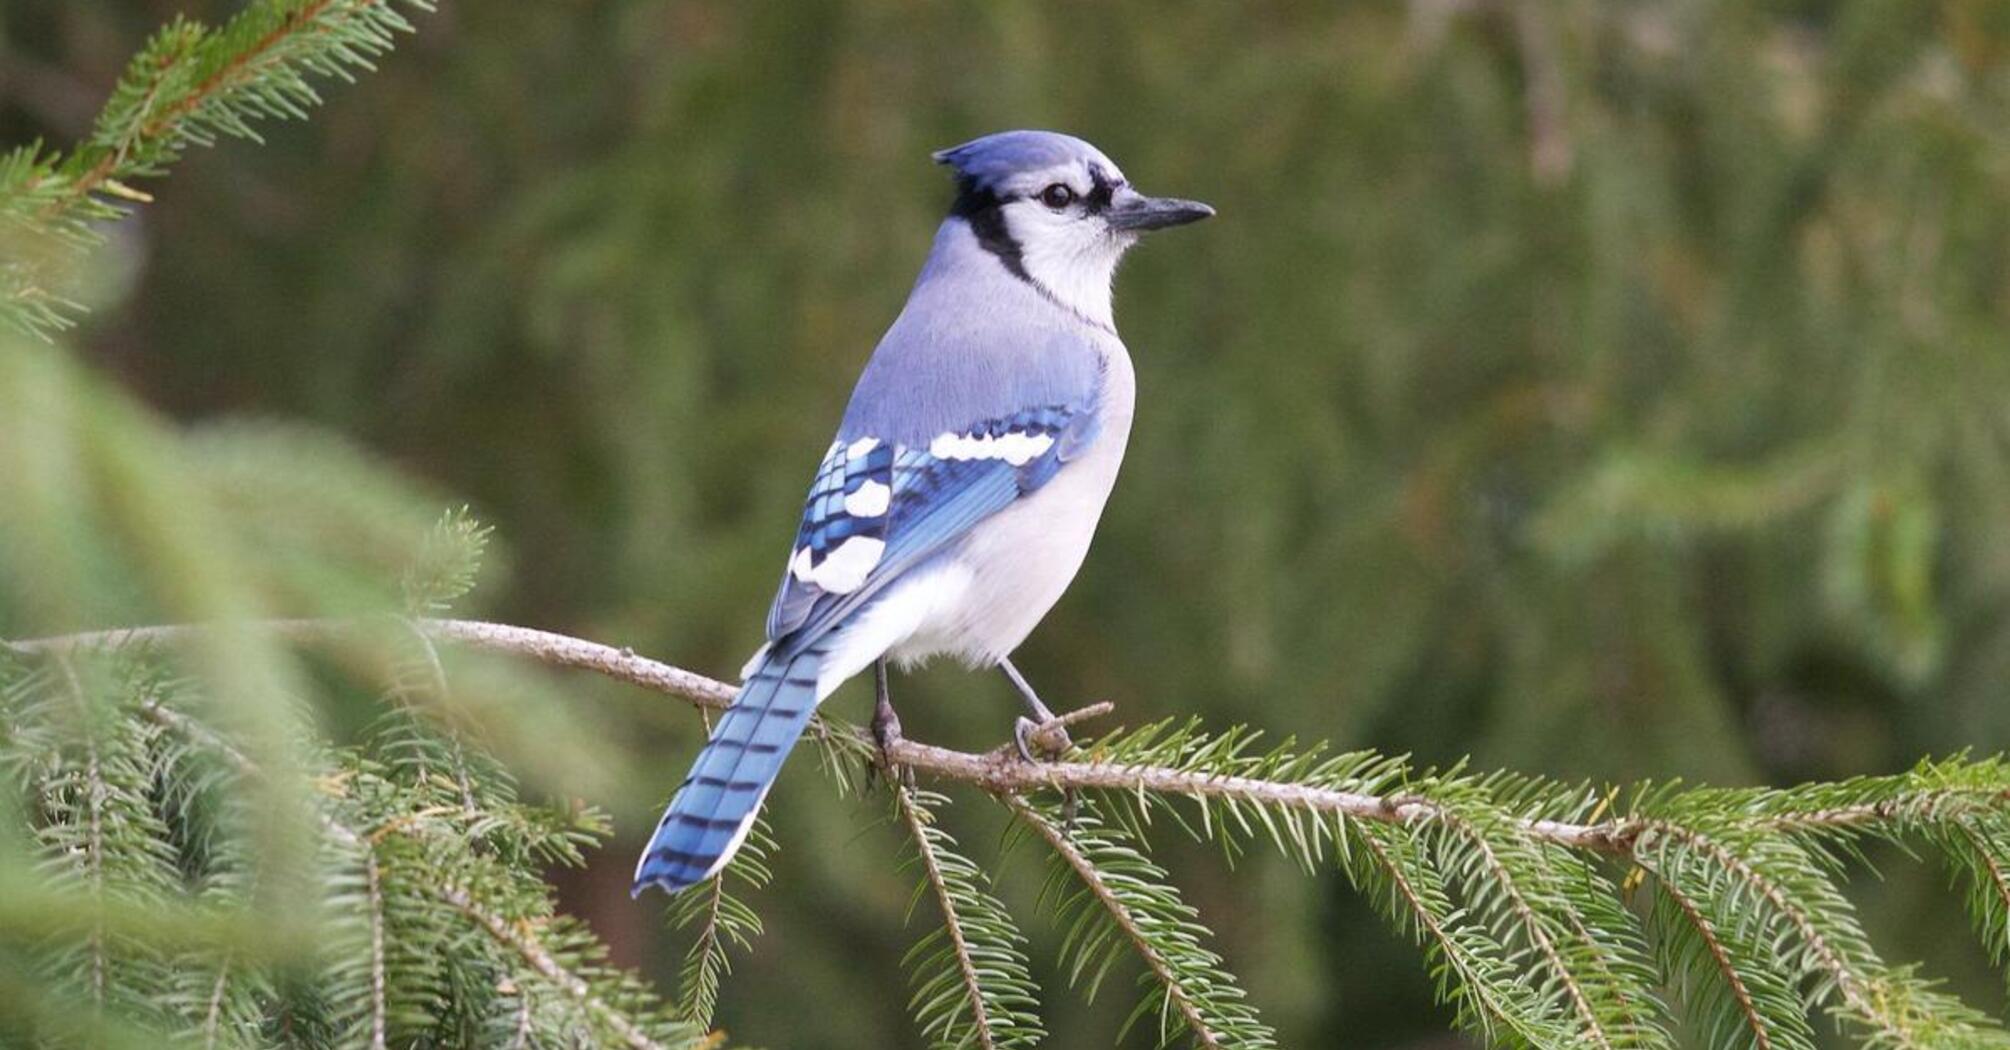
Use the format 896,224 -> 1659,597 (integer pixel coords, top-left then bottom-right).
1106,194 -> 1216,232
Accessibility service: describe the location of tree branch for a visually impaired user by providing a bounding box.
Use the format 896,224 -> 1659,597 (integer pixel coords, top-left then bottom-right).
894,786 -> 998,1050
1009,796 -> 1228,1048
363,851 -> 389,1050
136,689 -> 676,1050
1652,878 -> 1774,1050
434,883 -> 672,1050
3,618 -> 1983,859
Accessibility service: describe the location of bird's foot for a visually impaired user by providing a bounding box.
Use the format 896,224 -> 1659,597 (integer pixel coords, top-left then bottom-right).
1009,699 -> 1114,763
871,674 -> 913,790
1011,717 -> 1078,827
1013,715 -> 1072,764
1006,702 -> 1112,832
873,699 -> 904,754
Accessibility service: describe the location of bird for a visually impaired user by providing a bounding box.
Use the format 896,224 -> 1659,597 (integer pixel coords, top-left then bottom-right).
633,129 -> 1213,896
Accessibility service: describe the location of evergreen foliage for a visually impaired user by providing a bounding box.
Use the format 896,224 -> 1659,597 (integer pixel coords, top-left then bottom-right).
26,583 -> 2010,1050
664,806 -> 771,1031
1,577 -> 705,1048
11,2 -> 2010,1047
2,0 -> 434,339
1013,795 -> 1276,1049
1,10 -> 703,1044
894,787 -> 1043,1049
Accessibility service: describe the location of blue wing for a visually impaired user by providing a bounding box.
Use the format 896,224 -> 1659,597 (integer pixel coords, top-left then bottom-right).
762,404 -> 1092,653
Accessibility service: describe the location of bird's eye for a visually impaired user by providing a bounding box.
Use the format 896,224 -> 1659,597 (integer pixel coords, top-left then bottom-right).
1038,183 -> 1076,209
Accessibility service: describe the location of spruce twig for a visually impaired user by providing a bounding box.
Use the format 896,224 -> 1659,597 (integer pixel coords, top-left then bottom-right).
20,618 -> 2010,1049
894,787 -> 1043,1049
434,883 -> 673,1050
16,619 -> 1989,855
1010,796 -> 1273,1049
1,0 -> 435,338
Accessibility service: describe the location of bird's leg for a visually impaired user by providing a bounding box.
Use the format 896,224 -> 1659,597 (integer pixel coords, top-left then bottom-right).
871,659 -> 911,787
1000,657 -> 1074,761
999,656 -> 1079,826
872,659 -> 904,748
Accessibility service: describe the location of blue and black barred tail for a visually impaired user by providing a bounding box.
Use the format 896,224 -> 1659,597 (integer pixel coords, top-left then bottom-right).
633,644 -> 826,896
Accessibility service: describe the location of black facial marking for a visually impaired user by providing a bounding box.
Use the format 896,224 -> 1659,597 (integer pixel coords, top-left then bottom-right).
949,176 -> 1030,282
1085,163 -> 1118,214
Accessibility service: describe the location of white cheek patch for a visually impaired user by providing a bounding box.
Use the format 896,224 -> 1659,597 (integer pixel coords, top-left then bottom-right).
928,429 -> 1055,466
1002,199 -> 1125,328
843,479 -> 891,517
790,535 -> 885,594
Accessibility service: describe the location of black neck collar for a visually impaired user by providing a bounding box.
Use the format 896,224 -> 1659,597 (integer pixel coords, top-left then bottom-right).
948,179 -> 1029,283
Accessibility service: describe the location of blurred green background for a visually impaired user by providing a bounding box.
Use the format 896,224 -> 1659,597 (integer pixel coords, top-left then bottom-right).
8,1 -> 2010,1045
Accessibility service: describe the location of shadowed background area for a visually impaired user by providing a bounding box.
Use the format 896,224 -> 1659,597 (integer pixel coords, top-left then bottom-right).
8,1 -> 2010,1045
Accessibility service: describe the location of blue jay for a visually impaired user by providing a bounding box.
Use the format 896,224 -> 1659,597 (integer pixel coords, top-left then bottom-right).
634,130 -> 1212,896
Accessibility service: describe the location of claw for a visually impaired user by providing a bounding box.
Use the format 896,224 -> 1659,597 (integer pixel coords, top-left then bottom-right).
1013,716 -> 1042,764
1012,716 -> 1077,820
1013,714 -> 1075,763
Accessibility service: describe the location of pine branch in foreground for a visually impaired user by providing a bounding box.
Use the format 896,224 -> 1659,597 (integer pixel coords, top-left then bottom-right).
1,515 -> 711,1049
665,810 -> 773,1031
894,786 -> 1044,1050
1,0 -> 434,339
1010,795 -> 1275,1050
20,618 -> 2010,1048
1419,780 -> 1673,1049
1345,817 -> 1578,1048
1629,807 -> 2010,1050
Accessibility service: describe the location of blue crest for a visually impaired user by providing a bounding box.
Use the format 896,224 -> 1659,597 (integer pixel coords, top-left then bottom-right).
932,130 -> 1113,190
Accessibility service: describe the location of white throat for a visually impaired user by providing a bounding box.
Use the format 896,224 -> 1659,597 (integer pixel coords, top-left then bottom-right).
1019,238 -> 1125,330
1002,201 -> 1133,331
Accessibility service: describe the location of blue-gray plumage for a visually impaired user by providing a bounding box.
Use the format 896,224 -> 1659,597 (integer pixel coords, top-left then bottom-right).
635,130 -> 1212,895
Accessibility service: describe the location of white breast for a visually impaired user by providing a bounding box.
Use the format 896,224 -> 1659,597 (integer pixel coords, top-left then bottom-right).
812,340 -> 1136,695
899,340 -> 1135,666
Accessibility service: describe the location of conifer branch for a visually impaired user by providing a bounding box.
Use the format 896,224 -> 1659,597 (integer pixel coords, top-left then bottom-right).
112,669 -> 693,1049
1957,822 -> 2010,926
1947,819 -> 2010,971
363,851 -> 389,1050
55,0 -> 429,218
434,882 -> 671,1050
200,961 -> 231,1050
665,811 -> 770,1030
1426,806 -> 1620,1048
1009,797 -> 1233,1048
21,619 -> 2010,857
1651,877 -> 1776,1050
894,787 -> 1043,1049
510,995 -> 534,1050
896,788 -> 1000,1049
48,655 -> 111,1012
682,878 -> 733,1022
1658,825 -> 1873,1031
1633,818 -> 2009,1048
1,0 -> 433,338
1349,825 -> 1565,1045
22,617 -> 2010,1049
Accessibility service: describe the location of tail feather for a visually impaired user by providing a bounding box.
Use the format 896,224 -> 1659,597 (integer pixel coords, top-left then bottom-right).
633,645 -> 824,895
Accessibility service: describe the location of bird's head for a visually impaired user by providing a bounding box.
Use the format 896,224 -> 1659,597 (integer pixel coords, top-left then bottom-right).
934,130 -> 1212,326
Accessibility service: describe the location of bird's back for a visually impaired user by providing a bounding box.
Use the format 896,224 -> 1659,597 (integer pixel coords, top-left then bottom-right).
839,219 -> 1120,448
